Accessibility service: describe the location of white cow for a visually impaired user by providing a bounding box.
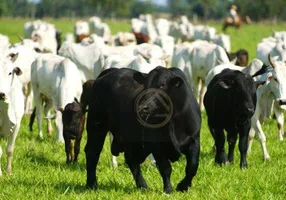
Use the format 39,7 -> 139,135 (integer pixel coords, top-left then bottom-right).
74,20 -> 90,36
173,41 -> 229,109
88,16 -> 102,34
112,32 -> 137,46
256,40 -> 286,65
154,35 -> 175,66
8,44 -> 40,114
248,55 -> 286,160
155,18 -> 170,36
58,42 -> 105,82
0,55 -> 24,176
31,54 -> 82,142
211,33 -> 231,53
205,59 -> 265,86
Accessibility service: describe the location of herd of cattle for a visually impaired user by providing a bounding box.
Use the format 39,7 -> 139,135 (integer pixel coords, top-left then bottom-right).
0,14 -> 286,193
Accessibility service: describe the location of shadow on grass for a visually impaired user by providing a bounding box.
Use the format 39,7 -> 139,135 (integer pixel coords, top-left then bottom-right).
24,151 -> 86,171
54,180 -> 140,194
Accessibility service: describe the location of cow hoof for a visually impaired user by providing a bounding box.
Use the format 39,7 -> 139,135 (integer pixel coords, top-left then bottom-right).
164,187 -> 173,194
176,181 -> 189,192
263,155 -> 270,161
240,163 -> 248,169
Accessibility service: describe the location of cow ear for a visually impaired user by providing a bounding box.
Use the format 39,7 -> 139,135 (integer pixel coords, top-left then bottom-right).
13,67 -> 22,76
219,80 -> 232,89
134,72 -> 146,84
58,108 -> 64,113
170,77 -> 183,88
7,53 -> 19,63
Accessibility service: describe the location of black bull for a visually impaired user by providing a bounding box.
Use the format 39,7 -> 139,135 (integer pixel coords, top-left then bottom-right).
204,69 -> 261,169
85,67 -> 201,193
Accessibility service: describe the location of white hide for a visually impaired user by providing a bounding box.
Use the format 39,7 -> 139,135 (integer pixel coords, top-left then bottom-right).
31,54 -> 82,142
0,57 -> 24,176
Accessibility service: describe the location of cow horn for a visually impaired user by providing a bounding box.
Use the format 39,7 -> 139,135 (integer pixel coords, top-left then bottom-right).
159,55 -> 170,60
268,54 -> 276,68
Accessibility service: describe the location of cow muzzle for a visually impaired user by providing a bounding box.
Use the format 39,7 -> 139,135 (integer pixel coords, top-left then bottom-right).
0,93 -> 6,101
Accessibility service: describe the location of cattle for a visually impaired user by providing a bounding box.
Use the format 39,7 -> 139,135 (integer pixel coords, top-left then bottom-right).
204,69 -> 260,168
8,44 -> 40,115
226,49 -> 249,66
211,33 -> 231,53
112,32 -> 137,46
31,54 -> 82,142
58,42 -> 105,82
173,41 -> 230,110
85,67 -> 201,193
0,55 -> 24,176
248,55 -> 286,160
59,98 -> 86,164
155,18 -> 170,36
132,32 -> 150,44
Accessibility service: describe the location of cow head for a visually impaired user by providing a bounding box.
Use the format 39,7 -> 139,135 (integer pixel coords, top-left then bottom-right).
268,54 -> 286,110
134,67 -> 185,127
218,69 -> 257,124
0,54 -> 22,101
59,98 -> 86,139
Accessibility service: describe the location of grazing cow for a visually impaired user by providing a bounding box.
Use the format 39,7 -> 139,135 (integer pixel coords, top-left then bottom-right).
0,55 -> 24,176
59,98 -> 86,164
204,69 -> 259,168
31,54 -> 82,142
85,67 -> 201,193
248,55 -> 286,160
227,49 -> 249,66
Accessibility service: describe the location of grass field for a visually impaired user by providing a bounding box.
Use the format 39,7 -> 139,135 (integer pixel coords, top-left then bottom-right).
0,18 -> 286,199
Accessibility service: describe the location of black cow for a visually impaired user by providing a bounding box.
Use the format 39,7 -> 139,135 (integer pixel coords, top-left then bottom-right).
85,67 -> 201,193
203,69 -> 259,168
59,98 -> 86,164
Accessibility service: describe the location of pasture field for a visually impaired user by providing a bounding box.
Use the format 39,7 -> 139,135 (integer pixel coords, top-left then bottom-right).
0,18 -> 286,199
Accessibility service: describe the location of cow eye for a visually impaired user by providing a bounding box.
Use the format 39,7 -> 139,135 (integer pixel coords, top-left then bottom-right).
159,84 -> 165,89
274,77 -> 278,82
8,72 -> 12,75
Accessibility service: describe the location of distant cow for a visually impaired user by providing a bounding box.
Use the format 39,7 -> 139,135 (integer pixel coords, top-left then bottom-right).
85,67 -> 201,193
0,55 -> 24,176
204,69 -> 260,168
59,98 -> 86,164
226,49 -> 249,66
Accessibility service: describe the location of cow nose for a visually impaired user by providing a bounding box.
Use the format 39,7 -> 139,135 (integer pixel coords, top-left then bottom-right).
0,93 -> 5,100
247,107 -> 254,114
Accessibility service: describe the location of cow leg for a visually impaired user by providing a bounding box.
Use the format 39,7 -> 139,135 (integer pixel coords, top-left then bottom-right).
44,99 -> 53,137
34,92 -> 43,139
0,145 -> 2,176
73,137 -> 82,163
214,128 -> 227,165
125,151 -> 148,190
24,83 -> 33,115
54,110 -> 64,142
247,127 -> 255,154
64,136 -> 72,164
6,123 -> 21,175
227,131 -> 237,164
85,118 -> 108,189
109,133 -> 118,168
238,122 -> 251,169
199,80 -> 206,110
152,153 -> 172,193
273,104 -> 284,141
252,118 -> 270,160
177,134 -> 200,192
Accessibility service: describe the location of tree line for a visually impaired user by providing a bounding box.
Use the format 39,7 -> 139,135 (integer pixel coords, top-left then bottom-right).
0,0 -> 286,21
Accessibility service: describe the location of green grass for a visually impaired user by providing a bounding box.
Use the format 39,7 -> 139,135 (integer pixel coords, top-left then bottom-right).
1,18 -> 286,199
